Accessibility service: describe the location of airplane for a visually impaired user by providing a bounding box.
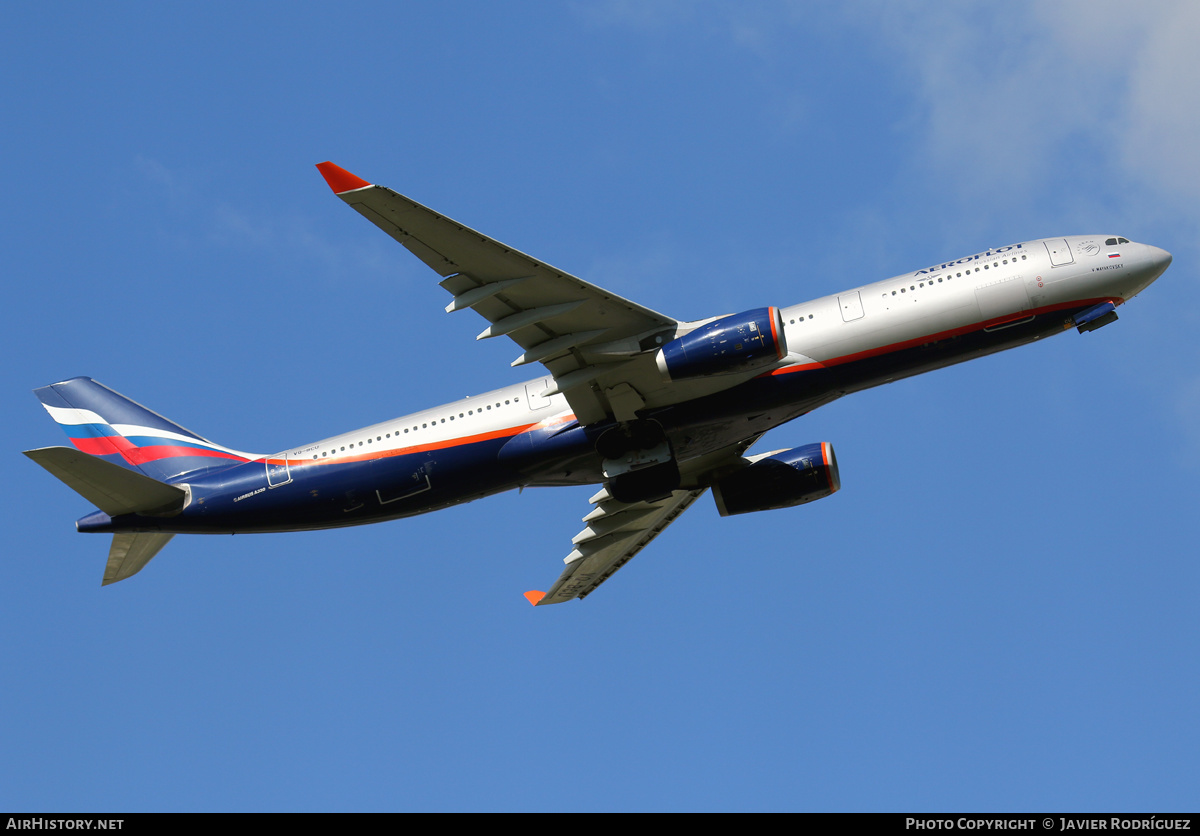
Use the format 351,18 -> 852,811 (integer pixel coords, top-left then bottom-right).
24,162 -> 1173,604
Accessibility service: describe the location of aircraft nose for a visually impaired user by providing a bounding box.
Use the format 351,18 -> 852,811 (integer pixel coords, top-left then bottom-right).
1148,245 -> 1173,274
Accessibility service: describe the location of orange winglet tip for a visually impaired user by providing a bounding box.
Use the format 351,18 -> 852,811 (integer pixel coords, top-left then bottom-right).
315,161 -> 372,194
524,590 -> 546,607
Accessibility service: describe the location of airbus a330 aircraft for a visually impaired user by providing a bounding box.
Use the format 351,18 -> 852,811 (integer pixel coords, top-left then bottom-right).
25,163 -> 1172,604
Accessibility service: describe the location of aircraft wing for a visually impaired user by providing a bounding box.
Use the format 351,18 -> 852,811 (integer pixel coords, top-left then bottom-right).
524,485 -> 708,606
317,163 -> 679,425
523,436 -> 761,605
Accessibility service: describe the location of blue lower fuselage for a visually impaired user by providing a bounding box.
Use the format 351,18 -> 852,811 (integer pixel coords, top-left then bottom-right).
80,300 -> 1094,536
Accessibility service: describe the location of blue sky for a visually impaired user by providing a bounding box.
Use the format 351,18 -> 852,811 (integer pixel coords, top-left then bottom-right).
3,2 -> 1198,812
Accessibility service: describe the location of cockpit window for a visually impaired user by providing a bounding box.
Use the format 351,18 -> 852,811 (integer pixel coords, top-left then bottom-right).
1118,237 -> 1129,244
1106,238 -> 1118,246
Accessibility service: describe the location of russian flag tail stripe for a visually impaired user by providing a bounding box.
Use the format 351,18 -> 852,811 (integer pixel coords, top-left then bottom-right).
33,377 -> 260,482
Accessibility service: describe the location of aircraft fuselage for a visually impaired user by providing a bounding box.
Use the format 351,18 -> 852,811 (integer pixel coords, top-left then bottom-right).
75,235 -> 1170,536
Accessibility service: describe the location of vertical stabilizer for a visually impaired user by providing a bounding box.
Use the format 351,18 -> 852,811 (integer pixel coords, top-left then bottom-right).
33,377 -> 259,482
104,533 -> 175,585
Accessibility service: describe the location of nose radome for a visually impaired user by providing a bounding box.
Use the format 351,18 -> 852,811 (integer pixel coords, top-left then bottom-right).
1147,245 -> 1172,272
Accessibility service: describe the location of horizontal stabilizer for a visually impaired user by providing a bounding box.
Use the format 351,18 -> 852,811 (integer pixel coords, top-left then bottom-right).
24,446 -> 187,517
104,532 -> 175,585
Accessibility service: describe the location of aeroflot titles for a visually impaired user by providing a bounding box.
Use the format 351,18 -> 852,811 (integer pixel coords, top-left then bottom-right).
913,243 -> 1025,275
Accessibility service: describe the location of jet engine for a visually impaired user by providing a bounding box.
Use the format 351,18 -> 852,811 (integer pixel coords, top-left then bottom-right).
711,442 -> 840,516
656,307 -> 786,381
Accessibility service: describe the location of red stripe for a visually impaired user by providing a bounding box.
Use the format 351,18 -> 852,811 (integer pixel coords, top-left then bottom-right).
71,436 -> 137,456
285,420 -> 547,467
766,361 -> 825,376
124,446 -> 250,465
821,442 -> 835,493
769,306 -> 784,359
764,297 -> 1122,377
72,436 -> 248,465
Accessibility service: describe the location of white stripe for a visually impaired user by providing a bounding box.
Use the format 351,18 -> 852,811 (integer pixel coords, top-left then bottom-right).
110,423 -> 214,447
42,404 -> 107,426
39,404 -> 261,459
108,424 -> 260,458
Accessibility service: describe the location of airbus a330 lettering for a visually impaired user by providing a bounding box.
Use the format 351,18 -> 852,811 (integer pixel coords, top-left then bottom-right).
24,163 -> 1172,604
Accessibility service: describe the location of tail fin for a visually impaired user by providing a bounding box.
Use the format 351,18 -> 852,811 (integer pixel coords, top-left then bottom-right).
33,377 -> 258,482
103,533 -> 175,586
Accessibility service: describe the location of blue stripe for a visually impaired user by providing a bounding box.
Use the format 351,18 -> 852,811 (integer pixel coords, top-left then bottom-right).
59,422 -> 116,439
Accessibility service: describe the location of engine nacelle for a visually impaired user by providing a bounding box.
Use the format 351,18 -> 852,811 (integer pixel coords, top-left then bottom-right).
711,442 -> 840,517
656,307 -> 786,381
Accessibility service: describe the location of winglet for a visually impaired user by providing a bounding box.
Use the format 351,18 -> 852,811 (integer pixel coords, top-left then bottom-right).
523,590 -> 546,607
315,162 -> 372,194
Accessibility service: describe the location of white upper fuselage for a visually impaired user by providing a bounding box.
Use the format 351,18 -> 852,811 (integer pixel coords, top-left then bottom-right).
279,235 -> 1170,473
776,236 -> 1165,372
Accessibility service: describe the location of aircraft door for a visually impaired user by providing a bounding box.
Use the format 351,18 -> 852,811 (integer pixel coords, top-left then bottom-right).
525,379 -> 552,410
838,291 -> 865,322
266,452 -> 292,487
1044,239 -> 1074,267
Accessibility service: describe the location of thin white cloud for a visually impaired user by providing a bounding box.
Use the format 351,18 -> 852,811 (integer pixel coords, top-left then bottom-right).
579,0 -> 1200,216
1115,2 -> 1200,205
131,156 -> 405,289
133,155 -> 195,211
861,0 -> 1200,215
